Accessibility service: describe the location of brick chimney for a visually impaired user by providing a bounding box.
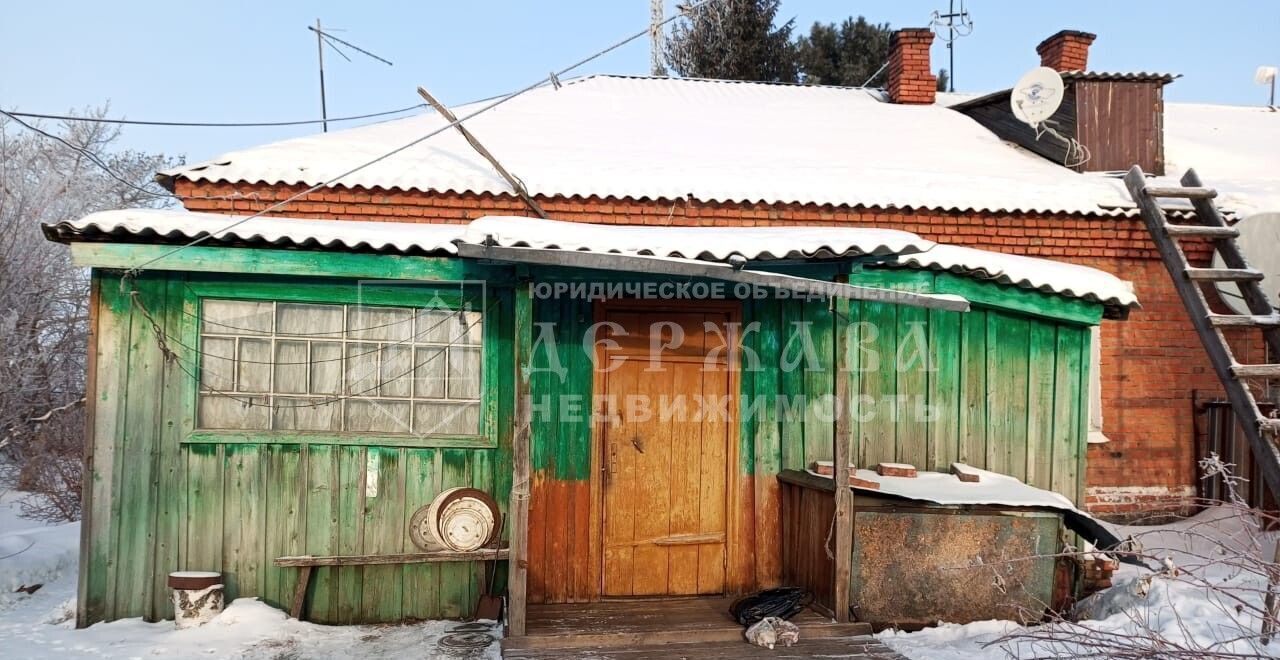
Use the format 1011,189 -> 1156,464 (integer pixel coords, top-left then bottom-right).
1036,30 -> 1097,72
887,28 -> 937,105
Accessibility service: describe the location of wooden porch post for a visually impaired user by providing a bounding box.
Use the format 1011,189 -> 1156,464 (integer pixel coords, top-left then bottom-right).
508,280 -> 533,636
831,280 -> 855,622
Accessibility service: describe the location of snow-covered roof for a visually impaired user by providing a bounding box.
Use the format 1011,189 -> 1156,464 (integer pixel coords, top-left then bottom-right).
43,209 -> 465,255
1163,103 -> 1280,217
461,215 -> 929,260
939,88 -> 1280,217
897,244 -> 1137,307
46,210 -> 1139,310
163,75 -> 1135,216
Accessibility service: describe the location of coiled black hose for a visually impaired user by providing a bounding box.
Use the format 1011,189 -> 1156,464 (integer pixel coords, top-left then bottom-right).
728,587 -> 814,627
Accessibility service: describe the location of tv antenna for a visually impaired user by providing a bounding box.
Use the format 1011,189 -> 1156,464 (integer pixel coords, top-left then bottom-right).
308,19 -> 394,132
930,0 -> 974,92
1256,66 -> 1277,107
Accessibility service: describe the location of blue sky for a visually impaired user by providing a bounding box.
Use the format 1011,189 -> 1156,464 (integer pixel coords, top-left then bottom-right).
1,1 -> 1276,163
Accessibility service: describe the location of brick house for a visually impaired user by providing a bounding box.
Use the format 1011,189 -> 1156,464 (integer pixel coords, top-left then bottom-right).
154,28 -> 1278,518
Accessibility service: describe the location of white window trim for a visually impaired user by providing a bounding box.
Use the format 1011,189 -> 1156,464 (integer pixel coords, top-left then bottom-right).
1087,325 -> 1110,444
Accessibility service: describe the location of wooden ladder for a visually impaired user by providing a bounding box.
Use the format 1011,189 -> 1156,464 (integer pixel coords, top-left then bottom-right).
1124,166 -> 1280,496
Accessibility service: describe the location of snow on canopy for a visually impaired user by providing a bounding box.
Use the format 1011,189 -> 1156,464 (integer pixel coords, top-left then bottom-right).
162,75 -> 1136,216
45,210 -> 1139,309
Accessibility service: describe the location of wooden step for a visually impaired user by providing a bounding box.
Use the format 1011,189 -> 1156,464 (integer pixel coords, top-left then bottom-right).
1164,224 -> 1240,239
1145,186 -> 1217,199
505,618 -> 874,651
1186,267 -> 1265,282
1209,314 -> 1280,328
1231,364 -> 1280,379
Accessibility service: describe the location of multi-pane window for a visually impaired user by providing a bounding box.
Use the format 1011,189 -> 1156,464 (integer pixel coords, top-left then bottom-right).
197,299 -> 483,436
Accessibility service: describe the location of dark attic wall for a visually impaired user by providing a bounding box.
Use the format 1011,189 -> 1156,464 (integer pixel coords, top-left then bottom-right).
954,79 -> 1166,175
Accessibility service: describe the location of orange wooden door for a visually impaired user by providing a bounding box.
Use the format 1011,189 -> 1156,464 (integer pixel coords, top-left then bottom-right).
599,309 -> 733,597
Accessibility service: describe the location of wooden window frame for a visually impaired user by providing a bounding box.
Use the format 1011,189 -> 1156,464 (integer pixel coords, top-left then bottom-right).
179,276 -> 500,449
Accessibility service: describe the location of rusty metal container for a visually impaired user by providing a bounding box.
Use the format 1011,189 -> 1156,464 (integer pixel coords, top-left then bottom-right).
849,497 -> 1061,629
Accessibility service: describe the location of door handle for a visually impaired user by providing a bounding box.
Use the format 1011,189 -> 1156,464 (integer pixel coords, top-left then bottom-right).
630,435 -> 645,454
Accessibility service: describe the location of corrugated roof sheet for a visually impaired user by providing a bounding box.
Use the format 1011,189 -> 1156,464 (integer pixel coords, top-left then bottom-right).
163,75 -> 1136,216
48,211 -> 1138,308
43,209 -> 464,255
1059,71 -> 1179,83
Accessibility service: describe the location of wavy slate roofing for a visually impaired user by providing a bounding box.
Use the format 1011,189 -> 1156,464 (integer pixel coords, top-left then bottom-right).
164,75 -> 1136,216
44,210 -> 1139,309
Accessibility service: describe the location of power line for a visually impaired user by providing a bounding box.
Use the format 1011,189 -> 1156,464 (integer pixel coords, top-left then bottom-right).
1,103 -> 426,128
124,0 -> 722,275
0,109 -> 173,200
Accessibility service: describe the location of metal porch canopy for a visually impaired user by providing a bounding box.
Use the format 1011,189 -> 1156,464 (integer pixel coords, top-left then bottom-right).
454,242 -> 971,312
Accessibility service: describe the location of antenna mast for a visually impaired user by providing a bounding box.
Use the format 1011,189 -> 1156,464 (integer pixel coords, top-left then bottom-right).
650,0 -> 667,76
308,20 -> 395,133
930,0 -> 974,92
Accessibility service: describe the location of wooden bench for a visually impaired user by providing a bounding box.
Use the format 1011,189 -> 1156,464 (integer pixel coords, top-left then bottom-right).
274,548 -> 510,620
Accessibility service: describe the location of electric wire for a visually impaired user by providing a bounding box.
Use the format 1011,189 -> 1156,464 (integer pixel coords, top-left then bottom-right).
0,109 -> 174,200
121,0 -> 722,276
2,104 -> 426,128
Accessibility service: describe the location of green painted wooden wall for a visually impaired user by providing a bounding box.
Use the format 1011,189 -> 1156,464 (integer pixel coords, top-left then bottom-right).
81,258 -> 1097,623
80,270 -> 513,625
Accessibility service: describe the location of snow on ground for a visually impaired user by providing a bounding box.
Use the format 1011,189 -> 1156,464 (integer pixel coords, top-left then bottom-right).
0,491 -> 501,659
878,505 -> 1280,659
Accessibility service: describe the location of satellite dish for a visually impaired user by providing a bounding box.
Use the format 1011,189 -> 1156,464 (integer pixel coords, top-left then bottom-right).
1214,211 -> 1280,314
1010,66 -> 1065,125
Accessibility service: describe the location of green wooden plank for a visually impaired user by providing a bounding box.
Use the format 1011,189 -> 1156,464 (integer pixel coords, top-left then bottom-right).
303,444 -> 340,623
402,448 -> 442,620
113,275 -> 166,619
152,275 -> 190,619
926,309 -> 961,472
360,447 -> 406,622
184,443 -> 224,574
336,445 -> 366,624
1026,323 -> 1059,492
80,273 -> 129,625
753,298 -> 782,477
858,301 -> 897,468
958,310 -> 987,467
985,314 -> 1030,479
71,242 -> 514,283
1050,327 -> 1085,502
439,449 -> 474,618
779,300 -> 806,471
895,305 -> 928,466
802,300 -> 834,465
843,301 -> 863,469
1074,328 -> 1092,504
262,444 -> 304,612
221,444 -> 266,602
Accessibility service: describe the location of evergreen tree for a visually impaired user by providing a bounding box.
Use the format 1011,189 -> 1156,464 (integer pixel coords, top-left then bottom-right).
665,0 -> 798,83
794,17 -> 892,87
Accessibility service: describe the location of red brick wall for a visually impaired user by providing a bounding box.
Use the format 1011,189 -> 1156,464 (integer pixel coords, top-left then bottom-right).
176,179 -> 1253,513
